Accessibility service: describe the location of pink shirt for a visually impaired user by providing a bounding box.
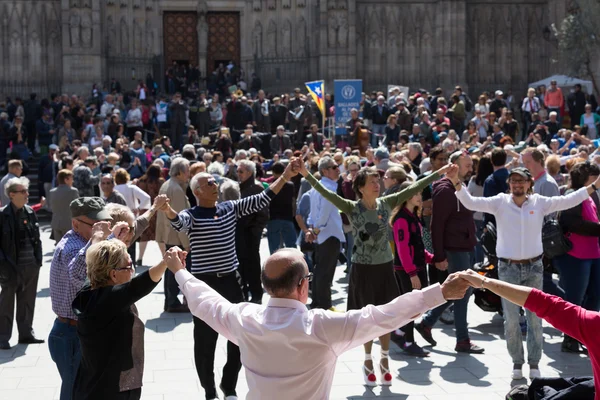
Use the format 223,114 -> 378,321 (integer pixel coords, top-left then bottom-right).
175,270 -> 446,400
525,289 -> 600,400
567,198 -> 600,259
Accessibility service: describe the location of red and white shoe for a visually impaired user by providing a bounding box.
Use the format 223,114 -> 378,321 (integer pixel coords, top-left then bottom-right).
380,350 -> 393,386
362,354 -> 377,387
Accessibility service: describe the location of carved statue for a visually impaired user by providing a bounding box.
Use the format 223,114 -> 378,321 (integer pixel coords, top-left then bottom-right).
81,11 -> 92,48
69,11 -> 81,48
133,19 -> 142,54
337,12 -> 348,47
297,18 -> 307,56
252,22 -> 263,56
107,16 -> 116,54
281,20 -> 291,56
327,14 -> 338,48
120,17 -> 129,54
266,20 -> 277,56
145,20 -> 154,55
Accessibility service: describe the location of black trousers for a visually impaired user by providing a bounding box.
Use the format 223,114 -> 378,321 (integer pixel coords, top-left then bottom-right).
395,268 -> 428,343
237,230 -> 263,303
25,122 -> 36,152
312,237 -> 341,309
0,266 -> 40,341
164,244 -> 184,309
113,388 -> 141,400
192,272 -> 244,399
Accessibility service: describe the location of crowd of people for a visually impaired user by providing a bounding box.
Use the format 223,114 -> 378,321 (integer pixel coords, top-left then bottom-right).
1,79 -> 600,400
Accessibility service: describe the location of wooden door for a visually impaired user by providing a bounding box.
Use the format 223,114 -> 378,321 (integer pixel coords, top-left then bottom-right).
163,12 -> 198,65
206,12 -> 240,73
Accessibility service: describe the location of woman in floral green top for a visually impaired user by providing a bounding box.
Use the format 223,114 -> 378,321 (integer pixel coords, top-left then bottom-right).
297,159 -> 451,386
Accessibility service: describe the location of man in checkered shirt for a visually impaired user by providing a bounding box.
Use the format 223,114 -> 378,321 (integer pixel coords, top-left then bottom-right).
48,197 -> 112,400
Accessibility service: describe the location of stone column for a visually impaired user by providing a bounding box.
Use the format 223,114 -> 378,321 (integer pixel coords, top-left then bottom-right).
197,1 -> 208,78
61,0 -> 103,95
437,0 -> 467,91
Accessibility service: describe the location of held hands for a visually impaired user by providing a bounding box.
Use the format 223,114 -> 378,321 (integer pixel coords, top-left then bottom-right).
458,269 -> 485,288
91,221 -> 112,242
293,158 -> 309,177
153,194 -> 170,211
163,246 -> 188,273
305,229 -> 317,243
439,164 -> 459,182
440,273 -> 470,300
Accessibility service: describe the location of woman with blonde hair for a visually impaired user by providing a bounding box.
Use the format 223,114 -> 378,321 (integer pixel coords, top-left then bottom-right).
72,238 -> 186,400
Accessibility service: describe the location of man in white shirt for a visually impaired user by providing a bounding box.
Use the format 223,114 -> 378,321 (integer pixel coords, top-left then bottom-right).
450,166 -> 600,381
165,247 -> 469,400
307,156 -> 345,311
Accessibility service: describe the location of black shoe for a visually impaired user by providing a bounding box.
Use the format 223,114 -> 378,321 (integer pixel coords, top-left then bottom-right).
414,322 -> 437,346
0,341 -> 10,350
390,332 -> 406,347
455,340 -> 484,354
18,336 -> 45,344
402,343 -> 430,357
165,305 -> 189,313
561,336 -> 586,353
220,383 -> 237,399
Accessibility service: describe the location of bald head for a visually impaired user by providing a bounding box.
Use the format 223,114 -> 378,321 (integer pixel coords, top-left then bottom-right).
262,249 -> 309,300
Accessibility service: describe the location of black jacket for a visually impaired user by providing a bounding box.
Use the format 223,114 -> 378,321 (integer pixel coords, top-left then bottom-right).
0,204 -> 42,284
72,271 -> 158,400
237,178 -> 268,246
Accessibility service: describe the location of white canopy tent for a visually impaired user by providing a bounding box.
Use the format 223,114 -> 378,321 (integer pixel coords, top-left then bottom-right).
529,74 -> 594,94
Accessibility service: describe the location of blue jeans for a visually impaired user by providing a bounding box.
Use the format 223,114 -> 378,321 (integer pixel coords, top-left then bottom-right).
267,220 -> 297,254
498,259 -> 543,365
421,250 -> 474,342
48,319 -> 81,400
371,124 -> 386,147
554,253 -> 600,311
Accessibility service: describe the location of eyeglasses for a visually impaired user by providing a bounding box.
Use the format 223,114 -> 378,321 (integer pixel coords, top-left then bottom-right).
328,165 -> 339,170
298,272 -> 313,286
114,259 -> 135,272
201,179 -> 217,187
76,218 -> 95,227
11,189 -> 29,194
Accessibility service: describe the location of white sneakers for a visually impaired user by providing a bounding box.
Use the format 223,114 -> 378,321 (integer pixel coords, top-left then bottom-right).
511,367 -> 541,380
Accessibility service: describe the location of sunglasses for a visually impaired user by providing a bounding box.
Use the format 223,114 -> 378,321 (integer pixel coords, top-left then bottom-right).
298,272 -> 313,286
202,179 -> 217,187
114,259 -> 135,272
328,165 -> 339,170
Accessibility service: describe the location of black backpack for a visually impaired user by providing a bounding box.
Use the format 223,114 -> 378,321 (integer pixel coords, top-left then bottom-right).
480,222 -> 498,258
542,216 -> 572,259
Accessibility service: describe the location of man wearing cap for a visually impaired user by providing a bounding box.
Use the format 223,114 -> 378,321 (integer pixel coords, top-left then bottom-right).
450,166 -> 600,380
395,99 -> 413,132
0,176 -> 43,350
489,90 -> 508,117
49,197 -> 113,400
270,125 -> 292,157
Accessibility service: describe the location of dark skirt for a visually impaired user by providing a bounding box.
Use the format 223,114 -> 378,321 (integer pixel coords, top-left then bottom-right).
347,261 -> 401,310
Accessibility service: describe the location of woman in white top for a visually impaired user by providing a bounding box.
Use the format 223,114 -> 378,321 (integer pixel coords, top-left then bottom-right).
113,168 -> 151,214
580,104 -> 600,140
89,125 -> 107,150
126,99 -> 143,139
467,155 -> 493,264
474,95 -> 489,117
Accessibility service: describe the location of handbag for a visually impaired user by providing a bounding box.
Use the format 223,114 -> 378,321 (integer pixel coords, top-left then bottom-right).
542,213 -> 572,259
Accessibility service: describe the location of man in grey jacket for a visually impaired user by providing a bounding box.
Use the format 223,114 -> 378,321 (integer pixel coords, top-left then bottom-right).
49,169 -> 79,243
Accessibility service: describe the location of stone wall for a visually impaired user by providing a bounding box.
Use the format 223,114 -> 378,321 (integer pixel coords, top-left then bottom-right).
0,0 -> 585,99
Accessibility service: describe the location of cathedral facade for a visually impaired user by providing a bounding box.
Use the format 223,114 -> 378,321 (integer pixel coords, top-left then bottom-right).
0,0 -> 571,98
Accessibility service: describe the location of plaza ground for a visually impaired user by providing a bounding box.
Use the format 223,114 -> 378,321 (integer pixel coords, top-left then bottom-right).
0,224 -> 592,399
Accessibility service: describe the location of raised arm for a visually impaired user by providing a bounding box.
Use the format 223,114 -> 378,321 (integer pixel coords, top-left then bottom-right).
539,186 -> 591,215
454,181 -> 503,214
297,161 -> 354,215
380,169 -> 442,209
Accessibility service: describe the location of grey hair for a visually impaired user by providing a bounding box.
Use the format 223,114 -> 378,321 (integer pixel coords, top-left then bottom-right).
235,149 -> 248,160
182,144 -> 196,154
169,157 -> 190,178
220,179 -> 240,201
152,145 -> 164,155
408,142 -> 422,153
207,161 -> 225,176
318,156 -> 335,175
76,146 -> 89,157
190,172 -> 212,193
105,203 -> 135,224
153,158 -> 164,168
238,159 -> 256,177
4,176 -> 30,198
